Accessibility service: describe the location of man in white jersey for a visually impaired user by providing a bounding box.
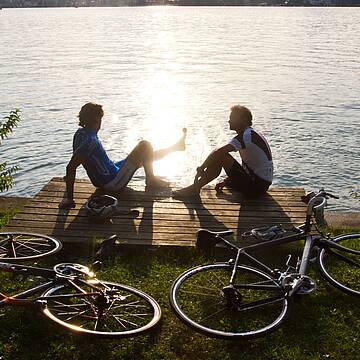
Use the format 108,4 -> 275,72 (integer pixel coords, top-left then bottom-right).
173,105 -> 273,197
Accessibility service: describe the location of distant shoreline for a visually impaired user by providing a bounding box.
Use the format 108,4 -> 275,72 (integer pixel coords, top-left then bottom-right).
1,4 -> 360,9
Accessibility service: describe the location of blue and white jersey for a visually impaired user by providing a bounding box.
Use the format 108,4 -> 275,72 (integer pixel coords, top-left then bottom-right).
73,128 -> 122,187
229,127 -> 273,183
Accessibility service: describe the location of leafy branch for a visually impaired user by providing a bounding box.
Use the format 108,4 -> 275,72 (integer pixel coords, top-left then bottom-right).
0,109 -> 21,192
0,109 -> 21,142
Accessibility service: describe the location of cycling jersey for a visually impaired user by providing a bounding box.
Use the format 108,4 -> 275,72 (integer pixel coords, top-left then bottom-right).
228,127 -> 273,183
73,128 -> 122,187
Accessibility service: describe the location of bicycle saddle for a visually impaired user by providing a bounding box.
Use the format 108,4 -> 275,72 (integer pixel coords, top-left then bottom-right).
196,229 -> 233,250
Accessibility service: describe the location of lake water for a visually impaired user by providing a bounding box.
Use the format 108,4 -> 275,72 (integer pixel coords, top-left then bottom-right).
0,6 -> 359,211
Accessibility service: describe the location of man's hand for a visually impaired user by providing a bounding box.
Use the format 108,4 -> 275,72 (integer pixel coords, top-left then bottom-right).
194,167 -> 205,184
59,198 -> 76,209
215,178 -> 229,194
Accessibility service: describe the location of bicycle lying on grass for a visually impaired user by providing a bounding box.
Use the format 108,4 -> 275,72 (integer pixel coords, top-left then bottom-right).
170,190 -> 359,340
0,233 -> 161,338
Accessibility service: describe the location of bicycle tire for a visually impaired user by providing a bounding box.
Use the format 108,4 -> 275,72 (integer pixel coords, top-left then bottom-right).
41,280 -> 161,338
0,232 -> 62,261
318,233 -> 360,297
170,263 -> 289,340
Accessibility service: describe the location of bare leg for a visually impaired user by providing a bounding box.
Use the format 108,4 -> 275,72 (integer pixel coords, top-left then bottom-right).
126,128 -> 187,188
173,151 -> 236,197
153,128 -> 187,160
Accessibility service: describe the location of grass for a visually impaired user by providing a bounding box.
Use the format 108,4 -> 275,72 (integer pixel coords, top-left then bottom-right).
0,211 -> 359,360
0,208 -> 17,228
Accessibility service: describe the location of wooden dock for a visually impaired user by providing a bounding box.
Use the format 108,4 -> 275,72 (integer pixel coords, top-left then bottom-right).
4,177 -> 307,246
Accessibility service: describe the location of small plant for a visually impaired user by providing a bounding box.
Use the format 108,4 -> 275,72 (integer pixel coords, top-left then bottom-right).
0,109 -> 21,192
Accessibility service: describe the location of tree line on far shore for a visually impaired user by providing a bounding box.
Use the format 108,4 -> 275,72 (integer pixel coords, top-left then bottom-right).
1,0 -> 360,8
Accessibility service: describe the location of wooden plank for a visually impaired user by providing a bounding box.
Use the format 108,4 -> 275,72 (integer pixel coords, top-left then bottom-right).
31,195 -> 307,212
12,211 -> 304,225
20,203 -> 306,217
48,176 -> 306,192
3,177 -> 307,246
34,182 -> 305,199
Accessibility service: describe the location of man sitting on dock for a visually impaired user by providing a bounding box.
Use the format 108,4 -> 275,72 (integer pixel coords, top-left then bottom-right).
59,102 -> 187,209
173,105 -> 273,198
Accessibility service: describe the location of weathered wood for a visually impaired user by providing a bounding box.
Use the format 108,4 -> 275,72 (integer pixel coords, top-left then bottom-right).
3,177 -> 307,246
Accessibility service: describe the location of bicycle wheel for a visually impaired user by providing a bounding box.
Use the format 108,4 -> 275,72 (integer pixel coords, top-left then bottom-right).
41,280 -> 161,338
318,233 -> 360,297
170,263 -> 290,340
0,232 -> 62,261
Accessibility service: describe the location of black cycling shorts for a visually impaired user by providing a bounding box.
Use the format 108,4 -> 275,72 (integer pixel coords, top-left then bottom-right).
225,161 -> 271,196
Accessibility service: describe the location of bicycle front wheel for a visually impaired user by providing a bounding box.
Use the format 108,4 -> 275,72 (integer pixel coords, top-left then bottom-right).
318,233 -> 360,297
170,263 -> 289,340
0,232 -> 62,261
41,280 -> 161,338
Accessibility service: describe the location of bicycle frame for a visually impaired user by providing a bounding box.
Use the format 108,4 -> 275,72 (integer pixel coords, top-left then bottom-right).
216,191 -> 333,290
0,263 -> 50,306
0,261 -> 62,306
0,248 -> 163,338
170,190 -> 359,340
219,230 -> 316,288
0,261 -> 102,307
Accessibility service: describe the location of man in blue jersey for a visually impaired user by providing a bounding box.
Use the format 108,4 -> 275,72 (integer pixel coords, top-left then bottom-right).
173,105 -> 273,198
59,102 -> 186,209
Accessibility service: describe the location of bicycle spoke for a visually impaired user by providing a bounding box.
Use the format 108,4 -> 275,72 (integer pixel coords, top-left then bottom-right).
0,236 -> 11,247
198,306 -> 228,325
237,295 -> 286,312
112,315 -> 139,328
16,240 -> 53,249
178,289 -> 220,298
13,242 -> 43,255
210,269 -> 229,288
113,315 -> 127,329
170,264 -> 289,339
42,281 -> 161,336
10,242 -> 17,258
181,283 -> 223,294
0,232 -> 62,260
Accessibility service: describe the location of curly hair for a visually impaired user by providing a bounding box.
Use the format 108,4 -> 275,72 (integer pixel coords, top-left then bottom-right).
230,105 -> 252,126
78,102 -> 104,128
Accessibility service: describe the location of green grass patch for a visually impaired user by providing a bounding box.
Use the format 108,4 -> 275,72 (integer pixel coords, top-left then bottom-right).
0,241 -> 359,360
0,208 -> 358,359
0,208 -> 17,228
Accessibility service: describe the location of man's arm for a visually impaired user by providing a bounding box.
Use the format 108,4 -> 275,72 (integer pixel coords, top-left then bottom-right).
197,144 -> 235,172
59,152 -> 85,209
196,144 -> 235,191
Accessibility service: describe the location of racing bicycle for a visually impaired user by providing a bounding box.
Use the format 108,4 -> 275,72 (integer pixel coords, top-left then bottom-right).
0,232 -> 161,338
170,190 -> 359,339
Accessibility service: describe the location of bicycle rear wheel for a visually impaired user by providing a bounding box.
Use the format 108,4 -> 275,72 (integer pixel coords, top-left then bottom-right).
0,232 -> 62,261
41,280 -> 161,338
170,263 -> 289,340
318,233 -> 360,297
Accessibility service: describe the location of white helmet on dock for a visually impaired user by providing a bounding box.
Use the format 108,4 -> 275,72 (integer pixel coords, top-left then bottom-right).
84,195 -> 118,219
